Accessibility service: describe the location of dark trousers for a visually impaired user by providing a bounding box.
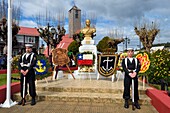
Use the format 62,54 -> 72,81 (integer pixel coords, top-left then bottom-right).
123,75 -> 139,101
20,74 -> 36,98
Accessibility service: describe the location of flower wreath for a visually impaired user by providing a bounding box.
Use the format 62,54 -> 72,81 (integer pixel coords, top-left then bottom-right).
77,51 -> 95,66
12,54 -> 52,80
76,51 -> 96,72
35,55 -> 52,80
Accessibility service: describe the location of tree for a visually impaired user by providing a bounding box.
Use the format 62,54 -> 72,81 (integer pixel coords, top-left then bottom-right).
67,41 -> 79,55
134,20 -> 160,53
97,36 -> 110,53
97,36 -> 124,53
0,0 -> 21,54
34,9 -> 66,49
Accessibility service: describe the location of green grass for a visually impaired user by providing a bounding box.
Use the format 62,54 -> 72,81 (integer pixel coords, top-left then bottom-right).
150,84 -> 170,90
0,73 -> 20,86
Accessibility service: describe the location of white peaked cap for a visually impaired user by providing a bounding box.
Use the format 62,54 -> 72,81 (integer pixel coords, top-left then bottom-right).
127,48 -> 134,51
25,44 -> 33,47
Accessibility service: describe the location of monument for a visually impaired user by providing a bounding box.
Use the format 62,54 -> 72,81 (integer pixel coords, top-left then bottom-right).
81,19 -> 96,44
71,19 -> 97,80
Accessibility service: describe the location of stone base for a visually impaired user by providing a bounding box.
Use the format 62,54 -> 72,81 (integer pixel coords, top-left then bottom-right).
81,40 -> 94,45
78,43 -> 97,77
68,70 -> 97,80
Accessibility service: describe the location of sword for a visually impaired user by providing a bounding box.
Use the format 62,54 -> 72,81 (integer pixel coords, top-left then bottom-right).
22,76 -> 26,106
132,78 -> 135,110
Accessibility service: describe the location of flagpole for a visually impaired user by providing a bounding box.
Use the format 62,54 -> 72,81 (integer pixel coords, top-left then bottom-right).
0,0 -> 17,108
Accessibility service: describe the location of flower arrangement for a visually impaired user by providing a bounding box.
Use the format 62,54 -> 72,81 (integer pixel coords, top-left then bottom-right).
136,52 -> 150,73
11,55 -> 20,70
148,49 -> 170,84
12,55 -> 52,80
117,52 -> 127,71
76,51 -> 95,72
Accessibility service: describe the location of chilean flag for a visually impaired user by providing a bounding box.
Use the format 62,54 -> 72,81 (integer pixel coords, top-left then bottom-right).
77,54 -> 93,66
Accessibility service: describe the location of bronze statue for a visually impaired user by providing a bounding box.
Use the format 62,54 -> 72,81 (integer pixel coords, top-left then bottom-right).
81,19 -> 96,41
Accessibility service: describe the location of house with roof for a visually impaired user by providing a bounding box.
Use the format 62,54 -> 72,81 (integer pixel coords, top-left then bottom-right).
0,26 -> 40,56
13,26 -> 40,55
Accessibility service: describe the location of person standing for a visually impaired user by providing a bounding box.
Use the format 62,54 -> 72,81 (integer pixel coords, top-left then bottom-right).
18,44 -> 37,106
121,48 -> 141,109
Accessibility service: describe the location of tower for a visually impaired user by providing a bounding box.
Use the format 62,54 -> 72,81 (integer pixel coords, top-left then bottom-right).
68,5 -> 81,38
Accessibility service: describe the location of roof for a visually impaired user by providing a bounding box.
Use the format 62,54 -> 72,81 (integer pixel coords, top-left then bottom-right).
18,27 -> 40,36
151,46 -> 164,51
69,5 -> 81,12
57,34 -> 74,49
43,34 -> 74,57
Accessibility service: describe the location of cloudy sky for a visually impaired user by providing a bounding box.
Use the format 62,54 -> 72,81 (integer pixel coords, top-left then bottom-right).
14,0 -> 170,51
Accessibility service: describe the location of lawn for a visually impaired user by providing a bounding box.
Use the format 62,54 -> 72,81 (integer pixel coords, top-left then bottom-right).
0,73 -> 20,86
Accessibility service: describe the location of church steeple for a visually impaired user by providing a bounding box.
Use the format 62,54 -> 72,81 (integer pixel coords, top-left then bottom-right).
68,5 -> 81,38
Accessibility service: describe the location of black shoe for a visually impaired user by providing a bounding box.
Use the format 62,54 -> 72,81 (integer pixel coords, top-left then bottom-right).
18,98 -> 26,106
124,100 -> 129,108
134,102 -> 141,109
31,98 -> 36,106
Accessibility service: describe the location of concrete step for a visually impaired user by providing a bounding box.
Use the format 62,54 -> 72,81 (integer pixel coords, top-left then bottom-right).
13,91 -> 151,105
36,85 -> 147,95
36,87 -> 147,95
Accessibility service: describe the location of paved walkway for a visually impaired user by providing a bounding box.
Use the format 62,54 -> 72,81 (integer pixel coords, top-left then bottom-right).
0,75 -> 158,113
0,101 -> 158,113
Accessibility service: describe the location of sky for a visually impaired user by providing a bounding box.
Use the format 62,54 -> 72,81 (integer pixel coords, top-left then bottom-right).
13,0 -> 170,52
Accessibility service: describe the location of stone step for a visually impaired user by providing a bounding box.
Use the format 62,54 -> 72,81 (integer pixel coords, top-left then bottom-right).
13,91 -> 151,105
36,86 -> 147,95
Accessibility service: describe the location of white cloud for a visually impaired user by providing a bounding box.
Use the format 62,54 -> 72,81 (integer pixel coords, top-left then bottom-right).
14,0 -> 170,51
19,20 -> 37,28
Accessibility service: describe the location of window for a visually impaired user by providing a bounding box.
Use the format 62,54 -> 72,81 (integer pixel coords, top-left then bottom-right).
16,35 -> 24,42
75,10 -> 78,18
25,36 -> 35,43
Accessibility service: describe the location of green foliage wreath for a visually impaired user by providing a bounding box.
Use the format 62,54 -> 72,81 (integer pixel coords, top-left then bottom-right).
35,55 -> 52,80
12,55 -> 52,80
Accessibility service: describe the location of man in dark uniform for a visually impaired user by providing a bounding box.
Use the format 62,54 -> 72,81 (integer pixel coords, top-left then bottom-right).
18,44 -> 37,106
122,48 -> 141,109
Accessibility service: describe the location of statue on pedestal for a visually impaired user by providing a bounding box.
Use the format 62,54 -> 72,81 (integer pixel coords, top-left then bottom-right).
81,19 -> 96,41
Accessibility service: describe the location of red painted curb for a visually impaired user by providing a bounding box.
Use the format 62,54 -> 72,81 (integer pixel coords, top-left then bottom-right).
0,82 -> 20,103
146,89 -> 170,113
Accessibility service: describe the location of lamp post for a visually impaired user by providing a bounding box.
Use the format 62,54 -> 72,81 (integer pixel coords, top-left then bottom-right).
51,27 -> 56,47
123,36 -> 130,50
47,23 -> 50,57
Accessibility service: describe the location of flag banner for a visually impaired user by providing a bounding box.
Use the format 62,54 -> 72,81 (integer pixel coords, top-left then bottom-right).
35,59 -> 47,75
98,54 -> 118,77
77,54 -> 93,66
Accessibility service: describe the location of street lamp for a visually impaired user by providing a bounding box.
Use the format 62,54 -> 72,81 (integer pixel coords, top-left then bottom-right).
123,36 -> 130,51
47,23 -> 50,57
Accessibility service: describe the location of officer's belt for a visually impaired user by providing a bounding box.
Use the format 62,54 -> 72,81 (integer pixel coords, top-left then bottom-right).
128,69 -> 136,73
20,63 -> 31,67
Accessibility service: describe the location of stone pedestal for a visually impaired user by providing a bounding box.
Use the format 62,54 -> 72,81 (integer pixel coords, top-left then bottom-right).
70,39 -> 97,79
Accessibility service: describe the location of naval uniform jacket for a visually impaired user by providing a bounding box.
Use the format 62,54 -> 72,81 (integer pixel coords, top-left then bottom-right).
121,57 -> 141,101
18,52 -> 37,98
